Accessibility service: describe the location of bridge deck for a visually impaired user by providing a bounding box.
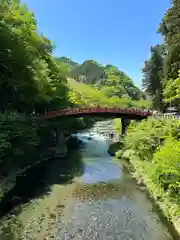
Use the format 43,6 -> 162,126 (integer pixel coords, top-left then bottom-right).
45,107 -> 152,119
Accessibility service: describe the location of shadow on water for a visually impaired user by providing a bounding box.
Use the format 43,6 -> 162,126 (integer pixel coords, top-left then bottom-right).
0,149 -> 84,219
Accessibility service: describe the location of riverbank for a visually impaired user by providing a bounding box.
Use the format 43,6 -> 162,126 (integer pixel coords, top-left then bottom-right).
0,147 -> 84,240
110,118 -> 180,237
109,149 -> 180,239
0,148 -> 65,204
128,157 -> 180,237
0,115 -> 93,201
0,178 -> 78,240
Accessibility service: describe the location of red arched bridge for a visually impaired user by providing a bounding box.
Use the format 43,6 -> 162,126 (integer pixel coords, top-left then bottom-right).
45,107 -> 152,120
45,107 -> 152,158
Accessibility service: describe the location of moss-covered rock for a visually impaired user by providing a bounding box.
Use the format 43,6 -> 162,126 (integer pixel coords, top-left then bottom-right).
108,141 -> 124,156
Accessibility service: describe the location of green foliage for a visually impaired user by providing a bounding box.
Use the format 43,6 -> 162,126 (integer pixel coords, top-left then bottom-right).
0,112 -> 40,176
142,45 -> 164,111
159,0 -> 180,109
70,60 -> 105,84
123,118 -> 180,205
0,1 -> 69,113
0,1 -> 75,183
158,0 -> 180,81
113,119 -> 122,134
55,57 -> 79,72
68,78 -> 151,108
152,137 -> 180,197
115,150 -> 123,159
143,0 -> 180,111
124,118 -> 180,161
68,60 -> 143,100
121,149 -> 135,160
121,118 -> 180,228
163,69 -> 180,106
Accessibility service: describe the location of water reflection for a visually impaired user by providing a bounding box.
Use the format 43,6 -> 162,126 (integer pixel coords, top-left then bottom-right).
82,159 -> 121,184
0,149 -> 84,218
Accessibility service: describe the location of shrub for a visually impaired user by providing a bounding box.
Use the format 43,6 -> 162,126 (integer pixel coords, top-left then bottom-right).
115,150 -> 123,158
124,118 -> 180,161
122,118 -> 180,228
122,149 -> 136,160
113,119 -> 122,134
151,137 -> 180,198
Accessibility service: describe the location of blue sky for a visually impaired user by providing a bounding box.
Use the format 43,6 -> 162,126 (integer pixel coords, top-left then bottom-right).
22,0 -> 170,87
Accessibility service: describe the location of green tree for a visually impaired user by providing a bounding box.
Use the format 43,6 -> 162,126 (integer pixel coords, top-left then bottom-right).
69,60 -> 143,100
142,45 -> 164,111
158,0 -> 180,80
0,1 -> 69,113
158,0 -> 180,108
163,70 -> 180,106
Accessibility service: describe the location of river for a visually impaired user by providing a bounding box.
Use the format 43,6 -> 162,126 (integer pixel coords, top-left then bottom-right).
0,121 -> 177,239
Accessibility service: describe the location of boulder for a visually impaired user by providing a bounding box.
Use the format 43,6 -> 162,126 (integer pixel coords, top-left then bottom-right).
66,136 -> 81,149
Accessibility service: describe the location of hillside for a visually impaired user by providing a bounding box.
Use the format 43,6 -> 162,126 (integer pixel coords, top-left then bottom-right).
55,57 -> 79,71
63,59 -> 144,100
71,60 -> 105,84
67,78 -> 150,109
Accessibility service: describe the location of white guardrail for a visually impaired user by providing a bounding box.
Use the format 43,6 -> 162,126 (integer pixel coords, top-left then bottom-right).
152,114 -> 180,120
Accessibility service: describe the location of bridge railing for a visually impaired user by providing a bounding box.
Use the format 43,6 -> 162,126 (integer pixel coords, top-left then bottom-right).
45,108 -> 180,120
45,107 -> 153,118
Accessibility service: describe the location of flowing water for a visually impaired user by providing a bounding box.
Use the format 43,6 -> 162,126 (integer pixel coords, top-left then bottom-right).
0,121 -> 177,239
53,121 -> 174,240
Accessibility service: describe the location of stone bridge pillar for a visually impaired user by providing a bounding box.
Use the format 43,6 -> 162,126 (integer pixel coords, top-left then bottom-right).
121,118 -> 130,135
52,125 -> 67,158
